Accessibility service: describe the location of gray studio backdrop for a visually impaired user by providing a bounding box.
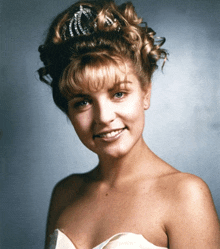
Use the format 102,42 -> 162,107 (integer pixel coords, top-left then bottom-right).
1,0 -> 220,248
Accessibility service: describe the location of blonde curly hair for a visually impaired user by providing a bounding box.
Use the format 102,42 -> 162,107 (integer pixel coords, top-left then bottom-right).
38,0 -> 167,113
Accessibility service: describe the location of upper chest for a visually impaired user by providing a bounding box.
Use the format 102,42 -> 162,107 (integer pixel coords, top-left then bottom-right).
56,179 -> 170,248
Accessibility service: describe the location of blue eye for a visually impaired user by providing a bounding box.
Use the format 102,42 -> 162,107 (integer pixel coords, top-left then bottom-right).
74,99 -> 89,108
114,92 -> 124,98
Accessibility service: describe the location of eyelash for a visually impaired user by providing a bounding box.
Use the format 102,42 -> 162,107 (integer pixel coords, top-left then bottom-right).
73,99 -> 90,109
71,91 -> 128,110
114,92 -> 125,99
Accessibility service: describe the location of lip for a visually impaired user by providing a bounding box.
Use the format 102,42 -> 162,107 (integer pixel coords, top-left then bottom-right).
93,128 -> 126,141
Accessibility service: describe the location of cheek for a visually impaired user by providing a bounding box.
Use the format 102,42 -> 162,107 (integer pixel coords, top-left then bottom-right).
122,96 -> 145,121
70,112 -> 93,134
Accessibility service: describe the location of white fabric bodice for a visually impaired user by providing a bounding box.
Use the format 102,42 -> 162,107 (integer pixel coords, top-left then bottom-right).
48,229 -> 168,249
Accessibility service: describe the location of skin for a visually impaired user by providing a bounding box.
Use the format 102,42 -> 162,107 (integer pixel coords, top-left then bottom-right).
45,63 -> 220,249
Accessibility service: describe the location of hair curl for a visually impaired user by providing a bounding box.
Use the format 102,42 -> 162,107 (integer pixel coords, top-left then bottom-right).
38,0 -> 168,113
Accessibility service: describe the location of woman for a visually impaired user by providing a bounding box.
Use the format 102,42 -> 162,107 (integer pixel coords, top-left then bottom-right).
38,0 -> 220,248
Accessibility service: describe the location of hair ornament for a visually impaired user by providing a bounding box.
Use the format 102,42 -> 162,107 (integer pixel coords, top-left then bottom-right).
104,16 -> 114,26
62,5 -> 119,40
68,5 -> 95,37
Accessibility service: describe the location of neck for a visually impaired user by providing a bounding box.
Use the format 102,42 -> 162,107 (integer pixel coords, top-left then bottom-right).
95,138 -> 155,185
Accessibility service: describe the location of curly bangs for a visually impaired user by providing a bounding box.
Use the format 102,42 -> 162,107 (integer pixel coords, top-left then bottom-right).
59,51 -> 131,100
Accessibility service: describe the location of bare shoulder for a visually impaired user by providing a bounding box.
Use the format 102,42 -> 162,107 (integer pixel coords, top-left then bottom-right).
163,171 -> 218,219
164,172 -> 213,198
164,172 -> 218,213
163,172 -> 220,248
51,173 -> 85,203
44,172 -> 88,248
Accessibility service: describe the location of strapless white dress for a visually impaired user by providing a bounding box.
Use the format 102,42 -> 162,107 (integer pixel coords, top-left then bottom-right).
48,229 -> 168,249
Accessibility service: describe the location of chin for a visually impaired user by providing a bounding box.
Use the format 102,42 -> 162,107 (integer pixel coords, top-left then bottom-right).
96,143 -> 134,160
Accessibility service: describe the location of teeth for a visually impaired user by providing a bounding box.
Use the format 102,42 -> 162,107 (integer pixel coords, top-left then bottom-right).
99,129 -> 123,138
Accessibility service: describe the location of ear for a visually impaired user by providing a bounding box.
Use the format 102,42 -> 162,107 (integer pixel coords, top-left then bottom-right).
143,84 -> 152,110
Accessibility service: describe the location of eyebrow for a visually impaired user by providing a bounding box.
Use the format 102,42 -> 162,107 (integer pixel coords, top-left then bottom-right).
70,93 -> 90,99
70,81 -> 132,100
108,81 -> 132,92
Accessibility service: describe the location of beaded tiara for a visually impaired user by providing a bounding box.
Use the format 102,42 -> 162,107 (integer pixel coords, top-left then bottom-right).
62,5 -> 117,40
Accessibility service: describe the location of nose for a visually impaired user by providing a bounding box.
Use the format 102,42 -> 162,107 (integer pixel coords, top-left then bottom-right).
93,99 -> 115,125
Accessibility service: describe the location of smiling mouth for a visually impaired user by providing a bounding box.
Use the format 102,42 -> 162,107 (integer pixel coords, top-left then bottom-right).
94,128 -> 126,139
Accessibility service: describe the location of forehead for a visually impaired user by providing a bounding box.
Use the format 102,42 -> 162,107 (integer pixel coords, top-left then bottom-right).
60,54 -> 138,99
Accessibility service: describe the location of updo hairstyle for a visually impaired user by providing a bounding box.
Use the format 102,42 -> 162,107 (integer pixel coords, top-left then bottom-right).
38,0 -> 167,113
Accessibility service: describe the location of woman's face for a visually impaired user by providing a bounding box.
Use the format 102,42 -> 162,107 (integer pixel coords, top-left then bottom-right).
67,64 -> 151,159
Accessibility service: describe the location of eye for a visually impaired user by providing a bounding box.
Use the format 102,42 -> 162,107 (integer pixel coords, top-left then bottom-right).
69,98 -> 92,112
114,92 -> 125,99
74,99 -> 90,108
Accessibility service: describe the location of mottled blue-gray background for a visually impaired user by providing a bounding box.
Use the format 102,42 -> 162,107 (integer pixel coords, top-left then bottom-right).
1,0 -> 220,248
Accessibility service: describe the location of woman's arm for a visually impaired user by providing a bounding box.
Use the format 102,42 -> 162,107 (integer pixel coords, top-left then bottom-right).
166,174 -> 220,248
